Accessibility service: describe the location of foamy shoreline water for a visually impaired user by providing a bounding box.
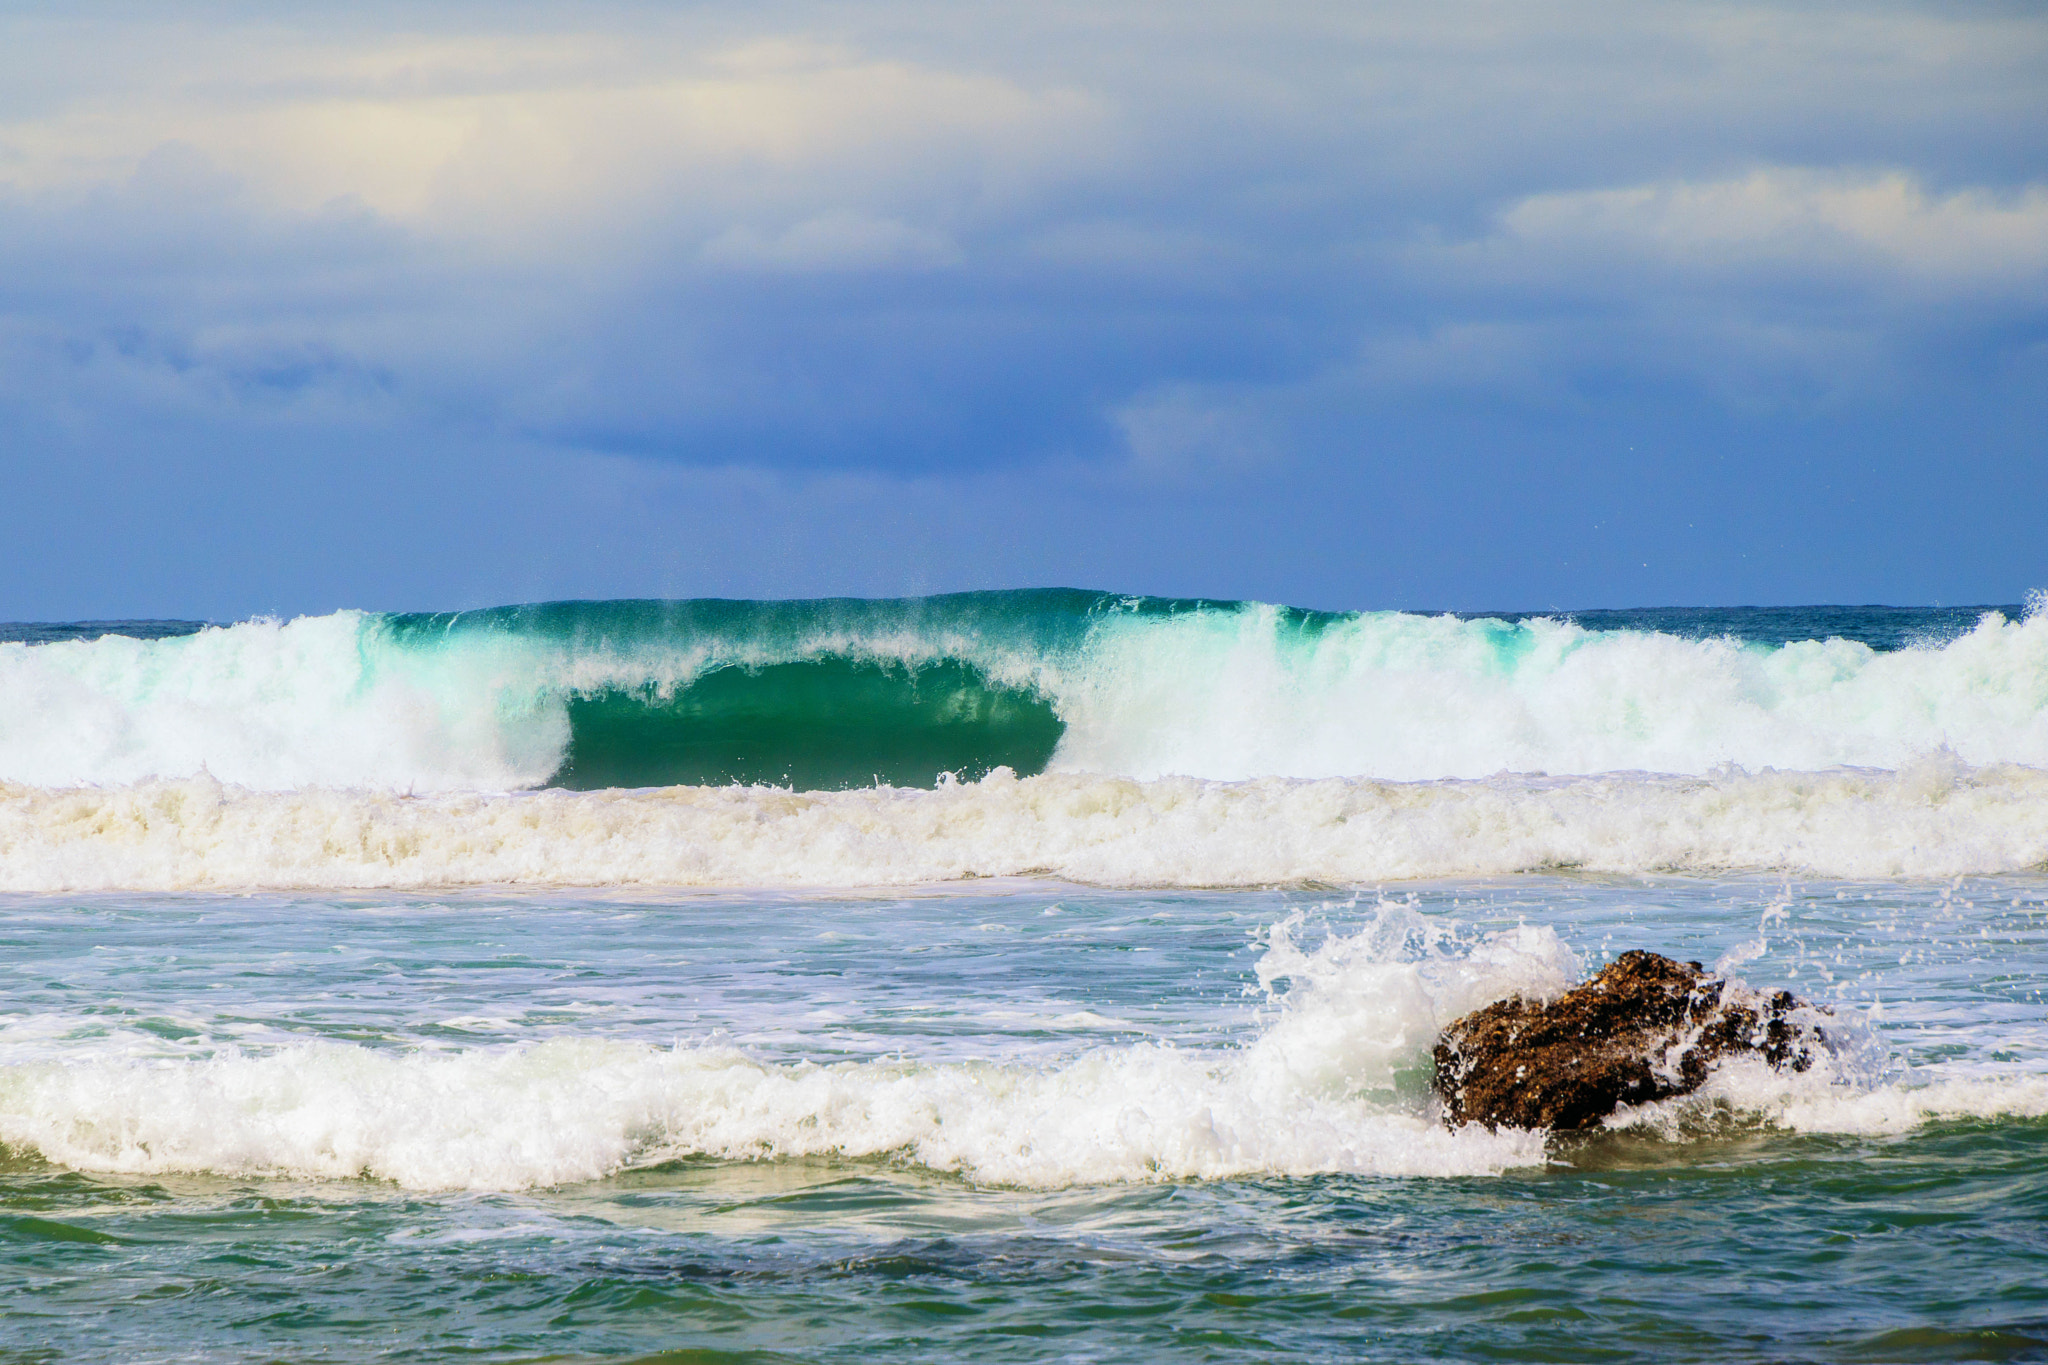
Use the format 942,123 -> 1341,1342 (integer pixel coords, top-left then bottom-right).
4,759 -> 2045,892
4,862 -> 2043,1361
3,897 -> 2040,1193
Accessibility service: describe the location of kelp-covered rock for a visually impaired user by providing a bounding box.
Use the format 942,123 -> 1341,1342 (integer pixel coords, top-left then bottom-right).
1432,949 -> 1824,1131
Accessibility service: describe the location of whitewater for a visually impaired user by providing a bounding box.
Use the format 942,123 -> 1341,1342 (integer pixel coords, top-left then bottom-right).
5,759 -> 2048,891
2,592 -> 2045,891
4,592 -> 2045,796
4,899 -> 2042,1195
6,595 -> 2048,1362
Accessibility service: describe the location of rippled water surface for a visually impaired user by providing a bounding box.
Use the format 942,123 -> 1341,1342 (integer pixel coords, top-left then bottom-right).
4,877 -> 2047,1362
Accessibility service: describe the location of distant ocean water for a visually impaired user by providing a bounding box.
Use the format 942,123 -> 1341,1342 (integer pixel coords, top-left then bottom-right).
2,593 -> 2046,1362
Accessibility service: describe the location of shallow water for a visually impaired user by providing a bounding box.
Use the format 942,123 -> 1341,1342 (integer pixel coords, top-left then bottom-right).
5,877 -> 2046,1362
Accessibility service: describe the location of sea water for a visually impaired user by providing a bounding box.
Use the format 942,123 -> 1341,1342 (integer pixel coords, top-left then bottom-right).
2,595 -> 2046,1362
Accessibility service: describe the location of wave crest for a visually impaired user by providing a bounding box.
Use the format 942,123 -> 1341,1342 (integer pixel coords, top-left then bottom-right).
4,594 -> 2047,792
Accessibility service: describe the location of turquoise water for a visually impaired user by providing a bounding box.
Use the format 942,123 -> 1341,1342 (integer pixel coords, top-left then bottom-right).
3,598 -> 2047,1361
5,594 -> 2039,792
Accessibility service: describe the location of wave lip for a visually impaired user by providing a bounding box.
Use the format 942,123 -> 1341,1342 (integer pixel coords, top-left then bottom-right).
3,757 -> 2045,891
3,593 -> 2046,793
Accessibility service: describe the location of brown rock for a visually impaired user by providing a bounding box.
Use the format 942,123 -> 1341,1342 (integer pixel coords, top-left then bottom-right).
1431,949 -> 1823,1131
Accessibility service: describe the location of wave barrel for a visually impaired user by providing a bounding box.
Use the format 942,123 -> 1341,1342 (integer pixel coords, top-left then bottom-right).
550,657 -> 1063,790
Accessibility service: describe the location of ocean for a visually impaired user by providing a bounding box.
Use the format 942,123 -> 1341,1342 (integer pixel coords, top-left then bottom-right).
2,592 -> 2045,1362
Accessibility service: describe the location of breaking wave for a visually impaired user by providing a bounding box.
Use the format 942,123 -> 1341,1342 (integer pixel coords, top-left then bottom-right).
2,591 -> 2045,794
0,912 -> 1576,1189
2,907 -> 2036,1191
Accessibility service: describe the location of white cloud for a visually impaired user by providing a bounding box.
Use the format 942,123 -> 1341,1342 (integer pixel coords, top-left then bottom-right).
1502,170 -> 2048,283
0,33 -> 1114,249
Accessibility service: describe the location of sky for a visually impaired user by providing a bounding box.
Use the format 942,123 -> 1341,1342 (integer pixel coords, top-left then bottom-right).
2,0 -> 2044,619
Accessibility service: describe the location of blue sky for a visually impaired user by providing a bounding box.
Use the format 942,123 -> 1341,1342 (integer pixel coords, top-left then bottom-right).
2,0 -> 2044,618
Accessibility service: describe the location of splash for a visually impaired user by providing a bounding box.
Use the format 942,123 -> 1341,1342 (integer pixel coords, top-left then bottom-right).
0,914 -> 1567,1189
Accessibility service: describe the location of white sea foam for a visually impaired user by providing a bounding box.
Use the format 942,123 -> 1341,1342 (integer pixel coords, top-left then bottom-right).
0,613 -> 563,791
1060,600 -> 2048,780
3,760 -> 2045,891
0,916 -> 1568,1189
0,1037 -> 1551,1190
2,907 -> 2036,1191
3,601 -> 2047,791
1606,1056 -> 2048,1139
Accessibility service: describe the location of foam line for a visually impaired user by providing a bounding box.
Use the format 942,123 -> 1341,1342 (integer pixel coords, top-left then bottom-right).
2,758 -> 2045,891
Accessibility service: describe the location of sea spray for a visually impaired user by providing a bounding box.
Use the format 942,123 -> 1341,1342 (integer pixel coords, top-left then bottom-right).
4,895 -> 2039,1192
0,913 -> 1575,1189
4,593 -> 2047,792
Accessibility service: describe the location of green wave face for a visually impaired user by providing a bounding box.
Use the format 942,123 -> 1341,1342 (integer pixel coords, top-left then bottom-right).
550,658 -> 1064,790
117,589 -> 2021,795
379,590 -> 1144,790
